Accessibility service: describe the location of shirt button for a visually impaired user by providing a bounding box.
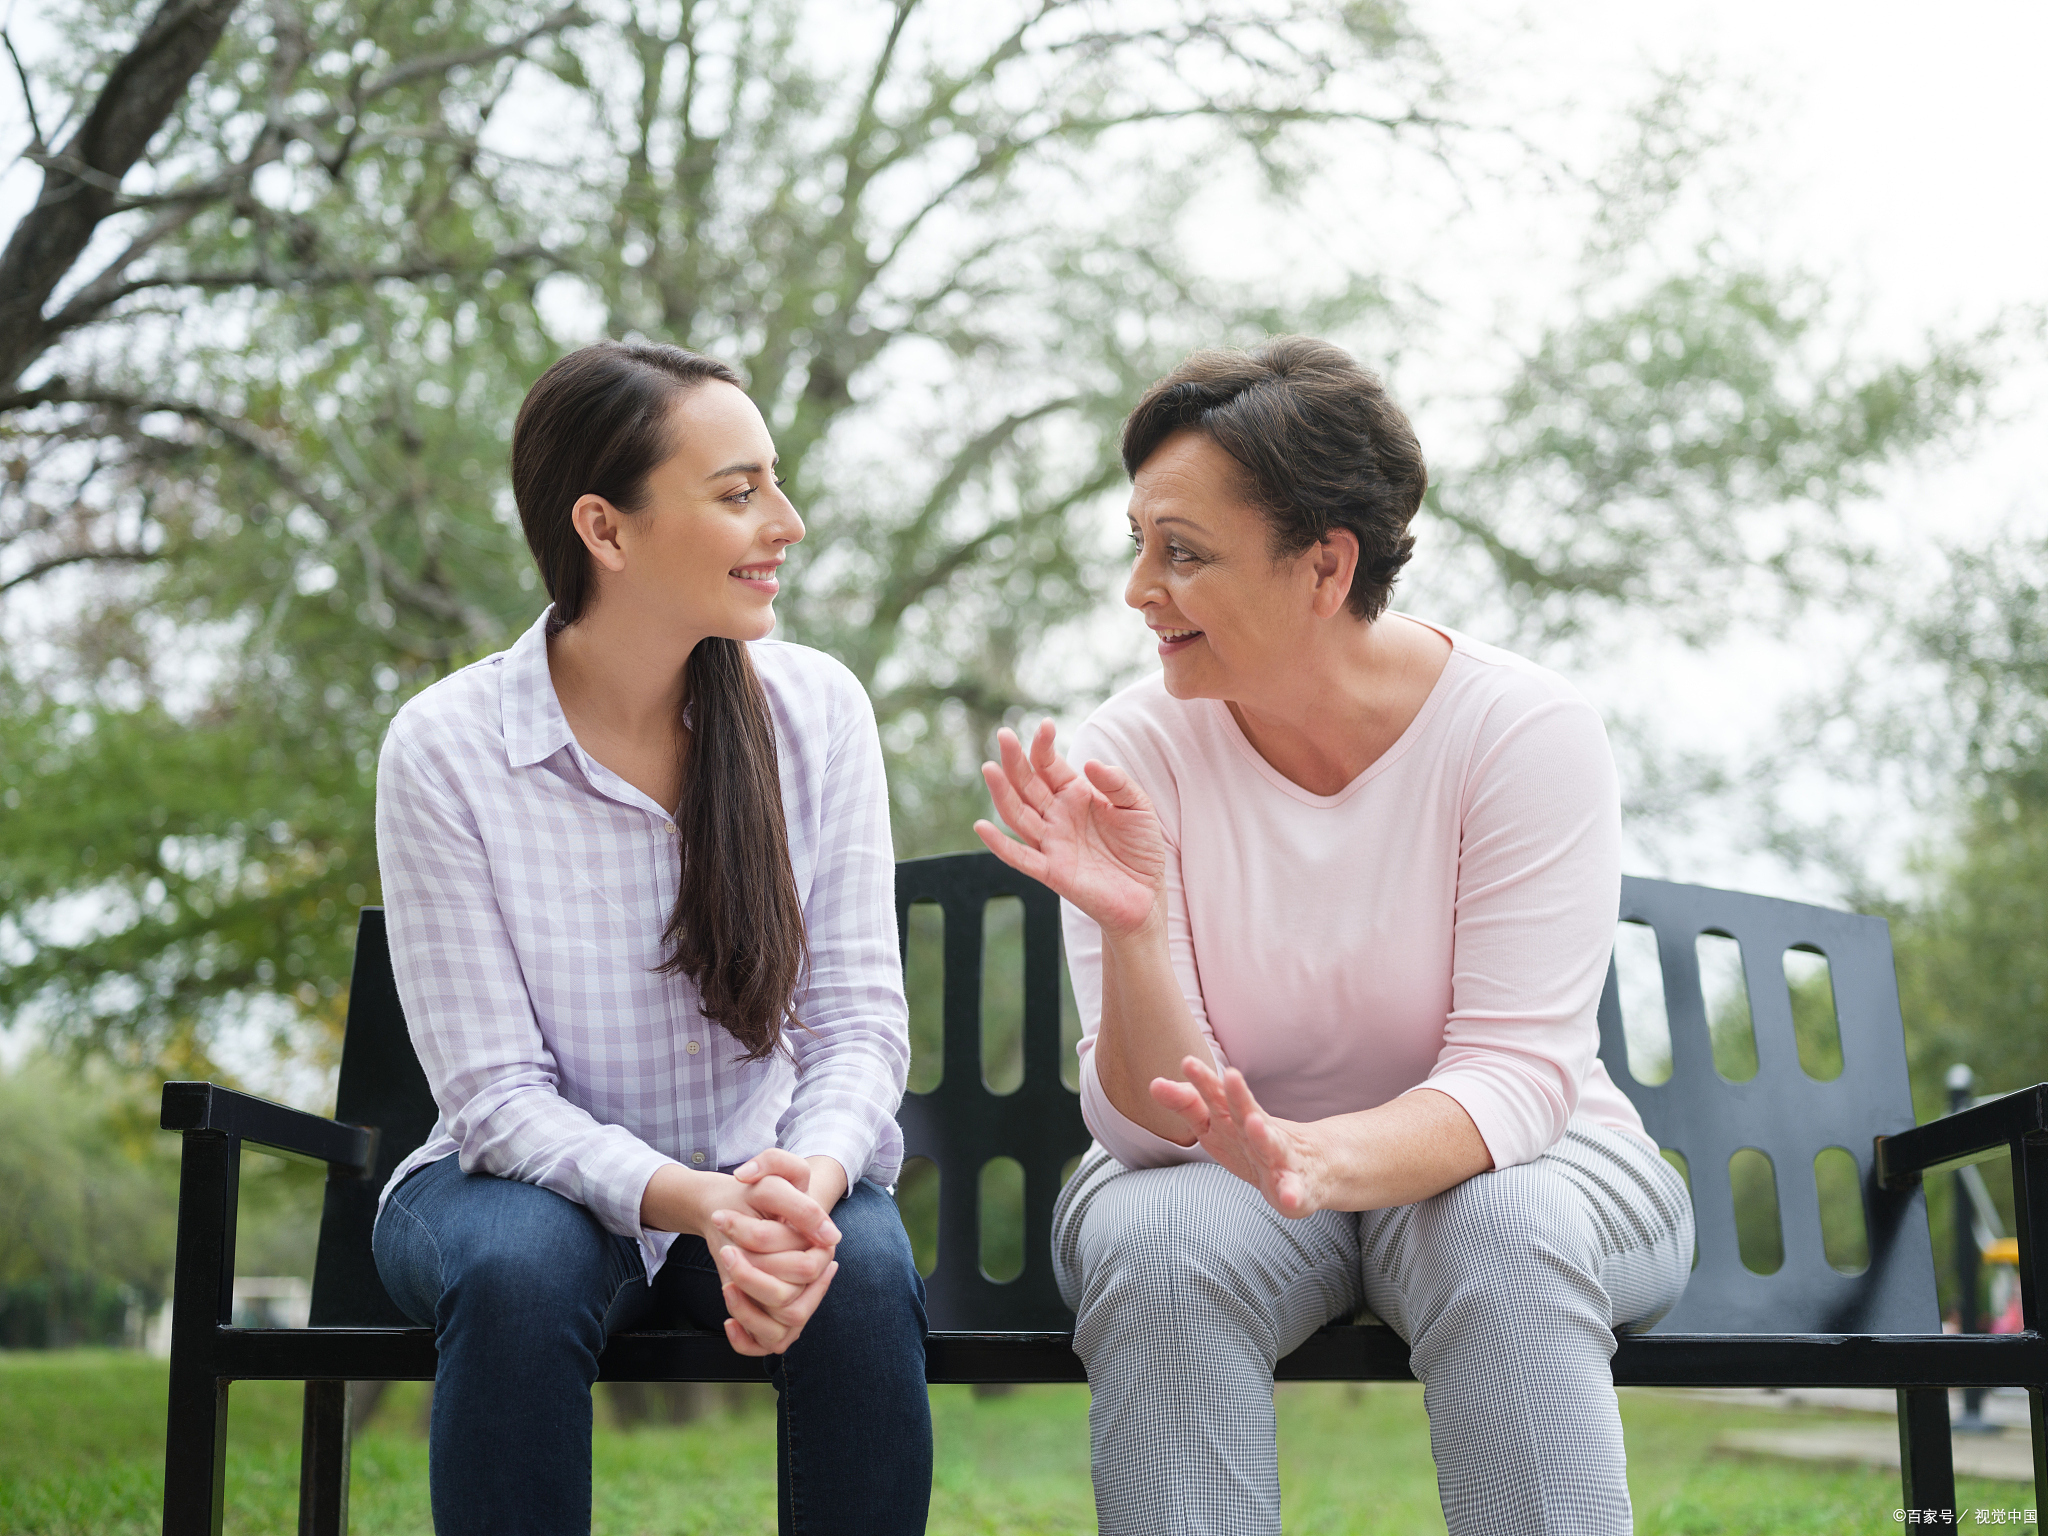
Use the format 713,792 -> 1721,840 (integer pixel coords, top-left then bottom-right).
662,822 -> 677,835
685,1040 -> 700,1055
690,1151 -> 706,1166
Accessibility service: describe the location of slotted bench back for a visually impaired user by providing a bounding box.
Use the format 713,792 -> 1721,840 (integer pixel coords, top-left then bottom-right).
1603,877 -> 1937,1334
308,860 -> 1938,1342
893,853 -> 1091,1330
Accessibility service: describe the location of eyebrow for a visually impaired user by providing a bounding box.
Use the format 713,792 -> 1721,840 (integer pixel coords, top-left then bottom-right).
707,458 -> 777,480
1129,514 -> 1209,533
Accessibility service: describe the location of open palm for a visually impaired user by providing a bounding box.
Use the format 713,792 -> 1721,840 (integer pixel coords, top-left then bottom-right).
974,720 -> 1165,939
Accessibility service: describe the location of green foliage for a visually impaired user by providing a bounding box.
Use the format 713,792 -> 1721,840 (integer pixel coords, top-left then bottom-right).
0,1356 -> 2034,1532
0,2 -> 2004,1072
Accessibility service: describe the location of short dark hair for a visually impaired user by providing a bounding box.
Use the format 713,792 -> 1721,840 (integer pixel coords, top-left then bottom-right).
1120,336 -> 1427,621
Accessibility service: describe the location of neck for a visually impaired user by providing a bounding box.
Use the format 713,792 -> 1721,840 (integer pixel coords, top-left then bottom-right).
1225,613 -> 1449,796
547,592 -> 704,749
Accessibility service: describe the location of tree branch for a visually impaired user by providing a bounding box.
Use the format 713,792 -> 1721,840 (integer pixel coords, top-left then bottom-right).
0,0 -> 244,393
0,546 -> 161,595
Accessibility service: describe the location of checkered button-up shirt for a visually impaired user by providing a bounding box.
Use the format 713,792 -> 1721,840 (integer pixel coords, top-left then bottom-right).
374,609 -> 909,1278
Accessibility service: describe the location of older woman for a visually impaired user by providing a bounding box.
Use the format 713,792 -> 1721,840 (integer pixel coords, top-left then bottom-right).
975,337 -> 1693,1536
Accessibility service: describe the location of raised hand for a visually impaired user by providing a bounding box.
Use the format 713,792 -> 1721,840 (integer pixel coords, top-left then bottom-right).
973,719 -> 1167,939
1152,1056 -> 1325,1219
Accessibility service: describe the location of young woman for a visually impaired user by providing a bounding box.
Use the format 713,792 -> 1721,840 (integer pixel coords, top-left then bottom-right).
370,341 -> 931,1535
977,337 -> 1692,1535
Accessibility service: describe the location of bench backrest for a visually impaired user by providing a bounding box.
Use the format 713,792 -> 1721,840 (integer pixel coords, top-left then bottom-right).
310,856 -> 1937,1336
1602,877 -> 1936,1333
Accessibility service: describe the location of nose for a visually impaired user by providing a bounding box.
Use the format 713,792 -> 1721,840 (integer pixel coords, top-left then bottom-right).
1124,550 -> 1158,612
770,488 -> 805,547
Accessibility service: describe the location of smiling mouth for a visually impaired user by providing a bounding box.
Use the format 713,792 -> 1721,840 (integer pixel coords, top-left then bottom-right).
1153,626 -> 1202,644
731,562 -> 782,582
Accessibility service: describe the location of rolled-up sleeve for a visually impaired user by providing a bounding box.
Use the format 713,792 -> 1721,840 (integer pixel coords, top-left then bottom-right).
1412,698 -> 1622,1170
376,727 -> 680,1268
774,674 -> 911,1188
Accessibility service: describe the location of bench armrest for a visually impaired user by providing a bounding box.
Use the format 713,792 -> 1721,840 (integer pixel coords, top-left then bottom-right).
1876,1083 -> 2048,1187
161,1080 -> 376,1175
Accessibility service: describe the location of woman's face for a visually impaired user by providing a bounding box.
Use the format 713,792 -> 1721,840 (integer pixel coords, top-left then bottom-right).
1123,430 -> 1340,702
603,380 -> 804,641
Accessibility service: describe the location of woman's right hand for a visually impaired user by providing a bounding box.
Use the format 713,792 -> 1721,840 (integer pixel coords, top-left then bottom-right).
644,1152 -> 839,1354
974,720 -> 1166,940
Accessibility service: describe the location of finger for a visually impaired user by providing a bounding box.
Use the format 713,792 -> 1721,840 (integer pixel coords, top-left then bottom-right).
722,1281 -> 792,1351
723,1316 -> 772,1357
1185,1057 -> 1237,1127
746,1245 -> 834,1285
774,1261 -> 839,1345
997,727 -> 1056,816
734,1148 -> 810,1190
1222,1067 -> 1265,1128
973,818 -> 1053,883
719,1244 -> 806,1311
711,1207 -> 813,1254
980,761 -> 1050,844
744,1176 -> 842,1246
1026,718 -> 1079,793
1081,758 -> 1152,812
1149,1076 -> 1211,1135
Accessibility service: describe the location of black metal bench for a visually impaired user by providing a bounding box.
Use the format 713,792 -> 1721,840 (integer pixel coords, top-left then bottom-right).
159,853 -> 2048,1533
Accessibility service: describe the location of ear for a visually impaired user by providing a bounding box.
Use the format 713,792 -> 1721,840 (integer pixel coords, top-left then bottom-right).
570,493 -> 631,575
1307,528 -> 1359,619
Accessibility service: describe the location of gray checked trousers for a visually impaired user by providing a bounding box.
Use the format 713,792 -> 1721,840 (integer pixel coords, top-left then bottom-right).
1052,1119 -> 1695,1536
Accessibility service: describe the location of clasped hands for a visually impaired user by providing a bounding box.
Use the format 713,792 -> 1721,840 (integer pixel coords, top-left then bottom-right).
647,1148 -> 845,1356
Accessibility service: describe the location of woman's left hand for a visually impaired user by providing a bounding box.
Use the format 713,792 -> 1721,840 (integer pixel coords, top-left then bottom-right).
1152,1057 -> 1326,1219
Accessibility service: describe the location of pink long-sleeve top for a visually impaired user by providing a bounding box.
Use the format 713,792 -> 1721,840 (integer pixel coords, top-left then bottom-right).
1063,622 -> 1650,1174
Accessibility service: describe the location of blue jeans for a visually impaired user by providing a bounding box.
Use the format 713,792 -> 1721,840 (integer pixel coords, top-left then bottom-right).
373,1154 -> 932,1535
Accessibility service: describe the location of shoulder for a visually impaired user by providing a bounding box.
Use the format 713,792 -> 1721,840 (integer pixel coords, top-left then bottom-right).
1070,672 -> 1224,817
383,650 -> 511,773
1431,626 -> 1605,733
1075,671 -> 1193,761
748,638 -> 878,750
1422,624 -> 1614,785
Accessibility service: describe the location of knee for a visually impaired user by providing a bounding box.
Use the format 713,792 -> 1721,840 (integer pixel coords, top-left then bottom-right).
804,1182 -> 926,1346
1400,1169 -> 1605,1347
1072,1168 -> 1281,1345
434,1179 -> 622,1330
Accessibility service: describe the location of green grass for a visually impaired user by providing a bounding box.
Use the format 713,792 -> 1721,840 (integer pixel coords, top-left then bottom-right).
0,1351 -> 2033,1534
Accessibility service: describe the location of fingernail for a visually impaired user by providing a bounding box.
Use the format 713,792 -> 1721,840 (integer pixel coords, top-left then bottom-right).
736,1161 -> 758,1179
821,1223 -> 841,1244
722,1245 -> 738,1261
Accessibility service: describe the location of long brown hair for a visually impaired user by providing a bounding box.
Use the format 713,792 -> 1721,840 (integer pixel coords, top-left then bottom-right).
510,340 -> 807,1061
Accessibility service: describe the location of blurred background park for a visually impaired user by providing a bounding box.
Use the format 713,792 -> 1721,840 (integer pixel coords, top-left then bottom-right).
0,0 -> 2044,1528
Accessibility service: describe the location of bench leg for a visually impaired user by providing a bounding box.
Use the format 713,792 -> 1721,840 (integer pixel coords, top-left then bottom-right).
299,1381 -> 352,1536
2032,1388 -> 2047,1515
163,1129 -> 240,1536
1897,1387 -> 1956,1522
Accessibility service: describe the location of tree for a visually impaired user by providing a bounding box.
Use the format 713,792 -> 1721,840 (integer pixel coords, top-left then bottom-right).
0,1 -> 2001,1073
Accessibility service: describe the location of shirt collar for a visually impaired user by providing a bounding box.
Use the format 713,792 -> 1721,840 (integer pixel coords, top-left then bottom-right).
501,606 -> 576,770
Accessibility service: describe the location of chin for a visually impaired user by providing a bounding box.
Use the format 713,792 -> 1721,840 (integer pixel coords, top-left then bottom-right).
1157,660 -> 1217,700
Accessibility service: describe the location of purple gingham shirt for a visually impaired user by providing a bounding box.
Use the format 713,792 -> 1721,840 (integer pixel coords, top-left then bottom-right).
373,608 -> 909,1279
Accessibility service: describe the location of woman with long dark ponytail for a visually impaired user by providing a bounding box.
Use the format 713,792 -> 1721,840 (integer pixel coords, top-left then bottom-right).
369,341 -> 930,1533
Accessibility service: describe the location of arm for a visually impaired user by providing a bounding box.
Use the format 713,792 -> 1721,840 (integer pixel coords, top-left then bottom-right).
978,721 -> 1219,1157
772,668 -> 912,1196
